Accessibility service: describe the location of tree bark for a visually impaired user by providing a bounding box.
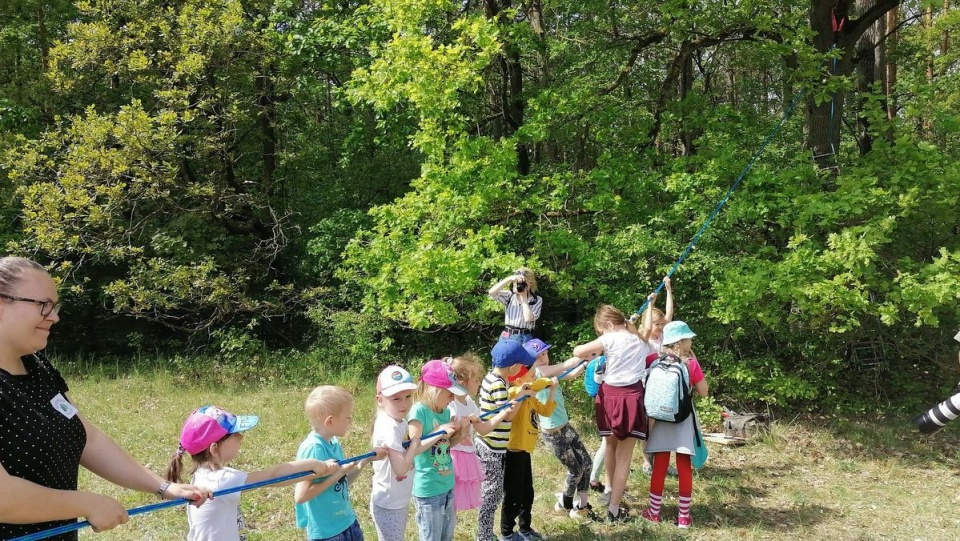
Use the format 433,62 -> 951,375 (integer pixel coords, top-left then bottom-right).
806,0 -> 902,167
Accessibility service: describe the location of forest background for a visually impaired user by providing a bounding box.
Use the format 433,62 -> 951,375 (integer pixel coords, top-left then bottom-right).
1,0 -> 959,413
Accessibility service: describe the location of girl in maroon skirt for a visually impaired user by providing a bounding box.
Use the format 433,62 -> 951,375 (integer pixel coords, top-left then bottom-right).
573,304 -> 654,523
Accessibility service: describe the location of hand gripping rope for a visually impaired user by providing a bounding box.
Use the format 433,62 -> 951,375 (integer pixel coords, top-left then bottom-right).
14,362 -> 585,541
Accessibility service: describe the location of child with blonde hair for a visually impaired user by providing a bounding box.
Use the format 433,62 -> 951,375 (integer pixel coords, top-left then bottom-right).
164,405 -> 335,541
573,304 -> 654,523
446,354 -> 515,514
409,360 -> 469,541
641,321 -> 709,529
296,386 -> 386,541
636,276 -> 677,476
370,365 -> 454,541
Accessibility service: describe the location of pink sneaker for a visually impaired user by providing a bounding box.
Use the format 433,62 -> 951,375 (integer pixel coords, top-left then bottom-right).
677,515 -> 692,528
640,508 -> 661,524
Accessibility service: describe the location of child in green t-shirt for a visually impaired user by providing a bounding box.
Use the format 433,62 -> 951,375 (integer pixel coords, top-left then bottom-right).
408,359 -> 469,541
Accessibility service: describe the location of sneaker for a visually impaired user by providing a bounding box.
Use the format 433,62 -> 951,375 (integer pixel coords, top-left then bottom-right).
518,529 -> 544,541
589,481 -> 605,493
570,504 -> 597,521
606,507 -> 630,523
677,515 -> 692,528
640,508 -> 661,524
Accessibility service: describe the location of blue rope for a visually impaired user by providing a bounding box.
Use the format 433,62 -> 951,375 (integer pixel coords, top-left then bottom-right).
15,362 -> 586,541
633,87 -> 806,317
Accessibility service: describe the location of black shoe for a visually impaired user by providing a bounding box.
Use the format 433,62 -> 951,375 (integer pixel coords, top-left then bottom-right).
589,482 -> 605,493
606,507 -> 630,524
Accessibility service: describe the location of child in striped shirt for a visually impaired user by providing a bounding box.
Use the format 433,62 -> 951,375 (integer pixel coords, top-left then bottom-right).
475,339 -> 536,541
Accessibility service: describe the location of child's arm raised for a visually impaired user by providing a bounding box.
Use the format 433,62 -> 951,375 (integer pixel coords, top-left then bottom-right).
663,276 -> 674,322
247,458 -> 338,488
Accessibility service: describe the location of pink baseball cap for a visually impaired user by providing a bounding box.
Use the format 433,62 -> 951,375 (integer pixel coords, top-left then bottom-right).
377,365 -> 418,396
420,359 -> 468,396
179,405 -> 259,455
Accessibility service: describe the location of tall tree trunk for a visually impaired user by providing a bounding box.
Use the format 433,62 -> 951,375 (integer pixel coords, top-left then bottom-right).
484,0 -> 529,175
680,53 -> 697,156
885,7 -> 898,124
856,1 -> 883,155
806,0 -> 902,168
36,5 -> 49,71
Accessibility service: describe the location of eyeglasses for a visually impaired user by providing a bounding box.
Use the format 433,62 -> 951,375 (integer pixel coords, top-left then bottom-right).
0,294 -> 62,317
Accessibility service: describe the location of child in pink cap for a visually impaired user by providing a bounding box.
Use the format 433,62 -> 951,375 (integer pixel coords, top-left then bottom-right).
408,359 -> 469,541
165,405 -> 336,541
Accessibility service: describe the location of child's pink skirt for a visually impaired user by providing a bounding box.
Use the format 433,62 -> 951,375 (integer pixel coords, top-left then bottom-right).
451,448 -> 485,511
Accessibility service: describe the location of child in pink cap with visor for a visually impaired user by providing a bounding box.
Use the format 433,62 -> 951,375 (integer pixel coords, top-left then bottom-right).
165,405 -> 336,541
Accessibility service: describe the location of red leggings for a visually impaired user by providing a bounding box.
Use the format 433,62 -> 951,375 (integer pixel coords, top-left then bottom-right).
649,452 -> 692,497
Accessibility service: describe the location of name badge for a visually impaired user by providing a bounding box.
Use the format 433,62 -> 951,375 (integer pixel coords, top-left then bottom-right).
51,393 -> 78,419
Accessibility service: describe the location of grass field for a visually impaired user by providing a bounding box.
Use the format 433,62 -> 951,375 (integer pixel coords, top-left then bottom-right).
65,371 -> 960,540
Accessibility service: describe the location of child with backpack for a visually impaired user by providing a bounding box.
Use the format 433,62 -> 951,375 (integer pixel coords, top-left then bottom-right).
640,321 -> 709,529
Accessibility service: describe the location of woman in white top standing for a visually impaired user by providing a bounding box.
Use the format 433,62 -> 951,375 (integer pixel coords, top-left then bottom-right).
573,304 -> 654,523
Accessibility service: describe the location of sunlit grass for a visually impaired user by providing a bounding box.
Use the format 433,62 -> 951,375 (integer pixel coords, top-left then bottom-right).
67,372 -> 960,540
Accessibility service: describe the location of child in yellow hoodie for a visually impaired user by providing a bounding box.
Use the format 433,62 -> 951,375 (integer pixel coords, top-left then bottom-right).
500,366 -> 558,541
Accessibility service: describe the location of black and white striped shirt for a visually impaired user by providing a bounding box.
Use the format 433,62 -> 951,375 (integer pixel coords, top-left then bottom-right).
492,291 -> 543,330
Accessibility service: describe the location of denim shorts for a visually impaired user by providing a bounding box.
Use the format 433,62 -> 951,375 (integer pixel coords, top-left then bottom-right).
311,519 -> 363,541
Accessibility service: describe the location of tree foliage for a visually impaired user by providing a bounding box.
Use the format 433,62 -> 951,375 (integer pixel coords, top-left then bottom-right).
1,0 -> 959,409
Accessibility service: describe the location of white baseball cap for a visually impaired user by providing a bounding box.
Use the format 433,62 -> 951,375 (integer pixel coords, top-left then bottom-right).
377,365 -> 418,396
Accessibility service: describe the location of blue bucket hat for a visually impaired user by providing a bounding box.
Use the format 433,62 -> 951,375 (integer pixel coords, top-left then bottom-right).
662,321 -> 696,346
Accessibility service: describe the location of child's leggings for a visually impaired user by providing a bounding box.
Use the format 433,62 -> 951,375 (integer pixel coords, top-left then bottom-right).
541,423 -> 592,498
475,441 -> 505,541
590,439 -> 605,484
370,502 -> 408,541
649,452 -> 693,517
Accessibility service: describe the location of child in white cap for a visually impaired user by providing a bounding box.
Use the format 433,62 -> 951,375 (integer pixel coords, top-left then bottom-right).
370,365 -> 456,541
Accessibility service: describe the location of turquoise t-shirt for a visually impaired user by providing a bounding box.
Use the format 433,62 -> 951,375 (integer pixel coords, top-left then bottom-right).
408,402 -> 455,498
535,367 -> 569,430
295,432 -> 356,539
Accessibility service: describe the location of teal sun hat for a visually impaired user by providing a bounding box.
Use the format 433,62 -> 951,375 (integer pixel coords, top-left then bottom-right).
662,321 -> 696,346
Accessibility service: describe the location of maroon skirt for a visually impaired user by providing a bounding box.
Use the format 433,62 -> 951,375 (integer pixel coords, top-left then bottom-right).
595,380 -> 647,440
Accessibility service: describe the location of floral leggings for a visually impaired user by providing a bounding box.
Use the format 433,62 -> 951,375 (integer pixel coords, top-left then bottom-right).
475,441 -> 505,541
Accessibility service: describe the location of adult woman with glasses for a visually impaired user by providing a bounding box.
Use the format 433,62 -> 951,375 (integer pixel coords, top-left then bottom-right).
0,256 -> 212,540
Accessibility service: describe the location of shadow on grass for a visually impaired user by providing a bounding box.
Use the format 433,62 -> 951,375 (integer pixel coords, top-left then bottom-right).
776,415 -> 960,469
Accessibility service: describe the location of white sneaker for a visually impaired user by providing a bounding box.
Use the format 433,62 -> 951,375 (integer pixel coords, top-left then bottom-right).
553,492 -> 566,513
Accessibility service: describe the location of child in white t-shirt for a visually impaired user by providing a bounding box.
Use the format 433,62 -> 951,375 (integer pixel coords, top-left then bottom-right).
165,405 -> 335,541
370,366 -> 453,541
